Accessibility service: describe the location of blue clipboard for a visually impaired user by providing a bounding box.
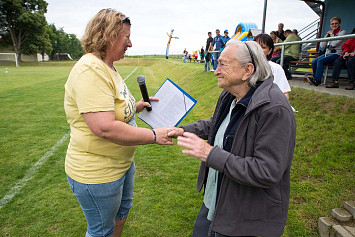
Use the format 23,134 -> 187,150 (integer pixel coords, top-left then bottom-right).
138,78 -> 197,129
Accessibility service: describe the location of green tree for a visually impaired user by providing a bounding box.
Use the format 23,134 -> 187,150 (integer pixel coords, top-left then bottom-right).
0,0 -> 52,61
47,24 -> 84,60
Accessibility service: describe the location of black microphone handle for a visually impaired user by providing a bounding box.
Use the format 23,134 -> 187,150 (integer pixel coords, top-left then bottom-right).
139,83 -> 152,111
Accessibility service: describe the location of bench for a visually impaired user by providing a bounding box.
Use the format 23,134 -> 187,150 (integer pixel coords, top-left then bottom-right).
287,60 -> 331,84
288,59 -> 348,85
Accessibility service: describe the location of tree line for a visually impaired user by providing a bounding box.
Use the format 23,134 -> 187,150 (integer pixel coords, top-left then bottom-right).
0,0 -> 84,61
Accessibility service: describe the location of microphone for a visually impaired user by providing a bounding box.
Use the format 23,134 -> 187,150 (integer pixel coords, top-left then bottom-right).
136,75 -> 152,111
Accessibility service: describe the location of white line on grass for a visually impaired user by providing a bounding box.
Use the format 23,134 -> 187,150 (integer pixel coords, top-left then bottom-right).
124,66 -> 138,81
0,132 -> 70,210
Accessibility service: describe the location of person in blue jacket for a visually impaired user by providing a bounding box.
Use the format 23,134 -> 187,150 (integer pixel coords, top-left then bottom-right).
221,30 -> 231,51
212,29 -> 224,71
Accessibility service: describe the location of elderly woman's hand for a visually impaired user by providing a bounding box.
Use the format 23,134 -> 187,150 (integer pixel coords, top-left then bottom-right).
177,132 -> 213,162
167,127 -> 184,138
136,97 -> 159,113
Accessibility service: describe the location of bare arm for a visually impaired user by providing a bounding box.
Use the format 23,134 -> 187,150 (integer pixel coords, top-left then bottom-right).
82,111 -> 173,146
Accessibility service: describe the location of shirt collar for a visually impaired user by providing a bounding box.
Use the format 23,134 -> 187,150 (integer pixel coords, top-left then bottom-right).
237,81 -> 263,108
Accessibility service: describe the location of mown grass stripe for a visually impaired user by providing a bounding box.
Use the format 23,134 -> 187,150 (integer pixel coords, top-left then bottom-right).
0,132 -> 70,210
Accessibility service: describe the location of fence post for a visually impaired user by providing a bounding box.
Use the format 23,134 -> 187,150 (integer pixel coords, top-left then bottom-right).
280,45 -> 285,67
15,54 -> 19,67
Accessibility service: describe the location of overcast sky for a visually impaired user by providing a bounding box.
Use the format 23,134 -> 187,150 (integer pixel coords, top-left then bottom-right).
44,0 -> 318,56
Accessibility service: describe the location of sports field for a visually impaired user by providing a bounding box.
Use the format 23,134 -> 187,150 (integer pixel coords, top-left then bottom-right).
0,58 -> 354,236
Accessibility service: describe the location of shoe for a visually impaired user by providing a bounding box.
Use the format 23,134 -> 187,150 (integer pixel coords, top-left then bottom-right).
326,81 -> 339,88
287,77 -> 293,80
307,77 -> 314,85
210,69 -> 215,72
345,82 -> 354,90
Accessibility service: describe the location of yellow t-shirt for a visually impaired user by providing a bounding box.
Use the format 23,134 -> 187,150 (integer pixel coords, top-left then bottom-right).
64,53 -> 137,184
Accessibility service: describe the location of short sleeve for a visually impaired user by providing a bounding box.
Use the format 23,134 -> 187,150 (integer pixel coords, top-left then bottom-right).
73,66 -> 115,114
270,62 -> 291,93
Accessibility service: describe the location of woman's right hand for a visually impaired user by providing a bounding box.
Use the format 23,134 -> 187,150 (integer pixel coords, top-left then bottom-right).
326,30 -> 333,36
153,127 -> 174,145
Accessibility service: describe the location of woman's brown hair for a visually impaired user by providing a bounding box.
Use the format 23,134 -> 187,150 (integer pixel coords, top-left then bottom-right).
81,9 -> 128,59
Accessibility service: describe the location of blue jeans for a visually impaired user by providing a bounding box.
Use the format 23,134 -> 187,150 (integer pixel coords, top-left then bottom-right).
205,60 -> 211,71
311,54 -> 339,83
213,51 -> 221,70
331,56 -> 355,83
67,162 -> 135,237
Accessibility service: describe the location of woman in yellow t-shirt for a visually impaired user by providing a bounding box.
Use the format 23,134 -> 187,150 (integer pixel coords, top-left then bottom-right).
64,9 -> 173,237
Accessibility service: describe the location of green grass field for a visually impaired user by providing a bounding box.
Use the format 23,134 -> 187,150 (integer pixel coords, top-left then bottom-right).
0,58 -> 354,236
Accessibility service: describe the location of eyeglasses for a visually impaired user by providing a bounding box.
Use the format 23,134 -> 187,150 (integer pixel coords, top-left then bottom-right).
244,42 -> 256,71
122,17 -> 131,25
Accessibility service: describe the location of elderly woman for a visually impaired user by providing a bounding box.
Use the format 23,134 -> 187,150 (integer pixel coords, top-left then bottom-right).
64,9 -> 172,237
308,16 -> 346,86
169,40 -> 296,237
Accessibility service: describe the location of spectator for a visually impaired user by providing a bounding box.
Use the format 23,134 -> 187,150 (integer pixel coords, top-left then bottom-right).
292,29 -> 299,37
168,40 -> 296,237
210,50 -> 215,71
193,51 -> 198,62
270,31 -> 283,57
326,27 -> 355,90
271,29 -> 301,80
200,47 -> 205,62
276,23 -> 286,41
255,33 -> 291,99
308,17 -> 346,86
205,32 -> 213,71
221,29 -> 231,51
212,29 -> 224,71
183,48 -> 188,63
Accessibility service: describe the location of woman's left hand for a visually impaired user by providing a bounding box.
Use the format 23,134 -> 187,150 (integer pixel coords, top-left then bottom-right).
177,132 -> 213,162
136,97 -> 159,113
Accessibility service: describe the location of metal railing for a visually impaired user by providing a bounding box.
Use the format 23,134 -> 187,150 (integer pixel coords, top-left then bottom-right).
275,34 -> 355,67
298,18 -> 320,36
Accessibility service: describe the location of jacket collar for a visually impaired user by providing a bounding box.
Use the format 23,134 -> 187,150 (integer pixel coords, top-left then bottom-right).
245,77 -> 273,115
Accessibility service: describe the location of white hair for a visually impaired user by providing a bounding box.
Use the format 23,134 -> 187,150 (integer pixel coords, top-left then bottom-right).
225,40 -> 273,87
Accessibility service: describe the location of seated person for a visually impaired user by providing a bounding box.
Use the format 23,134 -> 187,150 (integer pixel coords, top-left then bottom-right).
326,28 -> 355,90
271,29 -> 301,80
292,29 -> 299,37
270,31 -> 283,57
308,16 -> 346,86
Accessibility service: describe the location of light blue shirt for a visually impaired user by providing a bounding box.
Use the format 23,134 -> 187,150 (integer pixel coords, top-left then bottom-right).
203,98 -> 236,221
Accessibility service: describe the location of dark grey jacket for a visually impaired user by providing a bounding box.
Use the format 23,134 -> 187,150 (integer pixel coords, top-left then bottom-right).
182,78 -> 296,237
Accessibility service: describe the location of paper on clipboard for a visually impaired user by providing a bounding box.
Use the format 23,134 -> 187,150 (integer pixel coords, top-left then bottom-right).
138,78 -> 197,129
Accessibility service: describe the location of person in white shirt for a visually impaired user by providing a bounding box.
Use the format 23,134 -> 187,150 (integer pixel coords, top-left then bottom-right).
254,33 -> 291,99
